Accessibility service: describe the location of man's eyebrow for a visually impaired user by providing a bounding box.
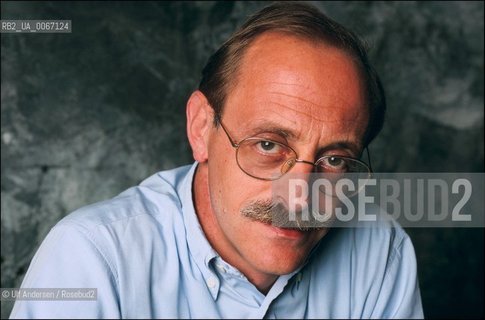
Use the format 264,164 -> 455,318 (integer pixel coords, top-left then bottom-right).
246,126 -> 295,139
317,142 -> 362,158
241,120 -> 298,139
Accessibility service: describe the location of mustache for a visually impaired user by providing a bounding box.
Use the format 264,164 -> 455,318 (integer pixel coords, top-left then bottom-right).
240,199 -> 335,231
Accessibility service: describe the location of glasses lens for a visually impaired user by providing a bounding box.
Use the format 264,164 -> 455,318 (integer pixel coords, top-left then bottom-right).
315,156 -> 371,197
236,138 -> 296,180
315,156 -> 370,173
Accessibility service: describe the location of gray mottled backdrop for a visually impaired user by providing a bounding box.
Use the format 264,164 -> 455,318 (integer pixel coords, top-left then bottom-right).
1,1 -> 483,318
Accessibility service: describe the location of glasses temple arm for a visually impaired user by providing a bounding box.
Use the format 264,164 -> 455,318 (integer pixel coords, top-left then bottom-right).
366,147 -> 373,173
215,114 -> 239,148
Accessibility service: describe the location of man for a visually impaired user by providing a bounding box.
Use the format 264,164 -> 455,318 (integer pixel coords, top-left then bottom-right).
11,2 -> 423,318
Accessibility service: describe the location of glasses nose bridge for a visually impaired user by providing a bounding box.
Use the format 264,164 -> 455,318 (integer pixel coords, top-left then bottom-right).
284,158 -> 317,175
294,158 -> 316,167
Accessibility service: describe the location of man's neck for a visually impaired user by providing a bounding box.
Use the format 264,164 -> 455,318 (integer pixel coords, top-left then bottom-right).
192,163 -> 277,294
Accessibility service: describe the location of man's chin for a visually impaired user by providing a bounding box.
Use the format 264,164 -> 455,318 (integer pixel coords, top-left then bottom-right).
249,222 -> 327,271
254,251 -> 309,276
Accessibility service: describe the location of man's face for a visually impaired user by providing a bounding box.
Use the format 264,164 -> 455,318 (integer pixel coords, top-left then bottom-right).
202,32 -> 368,283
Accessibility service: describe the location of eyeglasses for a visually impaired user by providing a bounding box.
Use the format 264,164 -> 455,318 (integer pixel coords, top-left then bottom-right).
216,117 -> 373,182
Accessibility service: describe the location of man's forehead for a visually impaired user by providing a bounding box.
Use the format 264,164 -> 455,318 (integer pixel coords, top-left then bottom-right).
232,33 -> 367,111
235,101 -> 366,131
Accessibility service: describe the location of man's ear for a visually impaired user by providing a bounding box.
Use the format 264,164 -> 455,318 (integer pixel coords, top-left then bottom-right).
186,90 -> 213,163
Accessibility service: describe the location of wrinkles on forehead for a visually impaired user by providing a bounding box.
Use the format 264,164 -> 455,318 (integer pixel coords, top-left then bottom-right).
266,86 -> 366,123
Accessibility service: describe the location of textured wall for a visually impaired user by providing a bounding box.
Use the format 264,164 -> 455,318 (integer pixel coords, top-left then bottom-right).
1,1 -> 483,318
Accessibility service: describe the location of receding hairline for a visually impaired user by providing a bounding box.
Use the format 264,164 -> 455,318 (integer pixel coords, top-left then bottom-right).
222,30 -> 370,111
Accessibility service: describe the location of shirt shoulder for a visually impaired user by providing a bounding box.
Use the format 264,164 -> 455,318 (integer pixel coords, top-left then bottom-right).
57,164 -> 193,231
10,164 -> 197,319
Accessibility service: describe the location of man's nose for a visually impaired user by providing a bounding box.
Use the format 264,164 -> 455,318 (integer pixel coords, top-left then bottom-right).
270,159 -> 315,218
276,159 -> 315,198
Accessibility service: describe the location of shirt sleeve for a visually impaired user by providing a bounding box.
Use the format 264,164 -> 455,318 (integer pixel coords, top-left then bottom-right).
370,233 -> 424,319
9,222 -> 121,319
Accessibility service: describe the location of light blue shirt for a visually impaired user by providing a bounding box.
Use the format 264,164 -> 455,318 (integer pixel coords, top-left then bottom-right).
11,163 -> 423,319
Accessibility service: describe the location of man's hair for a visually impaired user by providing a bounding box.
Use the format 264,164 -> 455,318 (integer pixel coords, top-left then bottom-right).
198,1 -> 386,146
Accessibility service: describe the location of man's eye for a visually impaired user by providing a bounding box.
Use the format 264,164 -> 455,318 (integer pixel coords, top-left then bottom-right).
328,157 -> 345,167
322,156 -> 348,171
260,141 -> 276,151
255,140 -> 283,155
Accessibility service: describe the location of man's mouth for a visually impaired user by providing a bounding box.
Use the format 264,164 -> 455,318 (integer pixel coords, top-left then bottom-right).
253,220 -> 309,240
